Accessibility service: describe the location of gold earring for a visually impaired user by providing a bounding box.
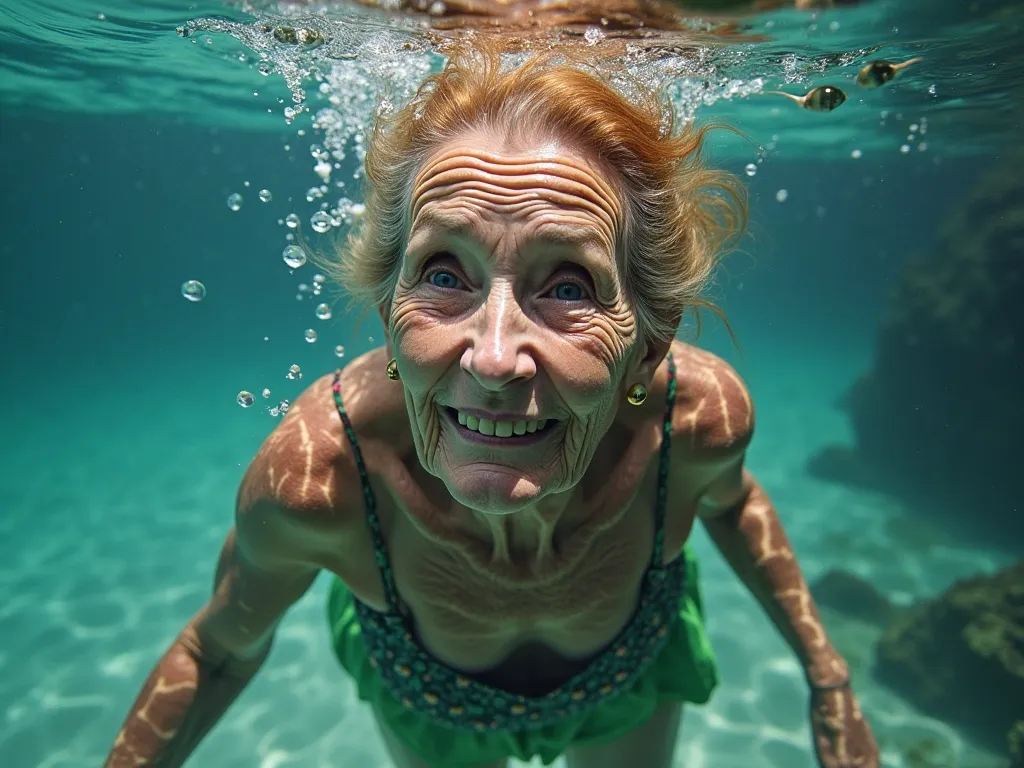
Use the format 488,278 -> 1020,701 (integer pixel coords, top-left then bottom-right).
386,358 -> 400,380
626,383 -> 647,406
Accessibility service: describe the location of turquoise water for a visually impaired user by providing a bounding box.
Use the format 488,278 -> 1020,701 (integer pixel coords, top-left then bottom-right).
1,1 -> 1021,767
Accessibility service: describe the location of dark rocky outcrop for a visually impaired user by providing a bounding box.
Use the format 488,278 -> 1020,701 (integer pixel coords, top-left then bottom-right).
811,568 -> 899,627
873,561 -> 1024,757
1010,720 -> 1024,768
807,154 -> 1024,547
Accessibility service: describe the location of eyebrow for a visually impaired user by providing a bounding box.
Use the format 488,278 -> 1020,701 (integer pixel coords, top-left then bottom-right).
411,208 -> 608,251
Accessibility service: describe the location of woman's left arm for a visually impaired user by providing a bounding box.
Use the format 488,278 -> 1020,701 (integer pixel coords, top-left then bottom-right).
698,459 -> 880,768
699,461 -> 846,685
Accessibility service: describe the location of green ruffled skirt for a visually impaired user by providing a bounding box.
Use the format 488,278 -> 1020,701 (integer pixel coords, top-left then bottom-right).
326,545 -> 718,767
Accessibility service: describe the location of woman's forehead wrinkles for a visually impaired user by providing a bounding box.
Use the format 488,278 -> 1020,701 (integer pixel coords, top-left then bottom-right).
409,205 -> 611,253
411,145 -> 623,223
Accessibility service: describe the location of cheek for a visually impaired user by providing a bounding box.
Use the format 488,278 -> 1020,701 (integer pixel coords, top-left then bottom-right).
551,351 -> 621,417
389,299 -> 460,395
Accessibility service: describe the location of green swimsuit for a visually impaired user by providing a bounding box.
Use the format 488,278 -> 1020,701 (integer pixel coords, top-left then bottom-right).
327,353 -> 719,766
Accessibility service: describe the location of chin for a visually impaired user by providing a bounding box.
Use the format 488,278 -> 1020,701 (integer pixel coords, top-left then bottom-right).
443,468 -> 550,515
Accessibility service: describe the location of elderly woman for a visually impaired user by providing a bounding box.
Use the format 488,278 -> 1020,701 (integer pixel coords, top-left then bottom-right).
105,37 -> 878,768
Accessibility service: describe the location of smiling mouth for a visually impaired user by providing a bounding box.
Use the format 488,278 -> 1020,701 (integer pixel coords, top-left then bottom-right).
443,407 -> 557,442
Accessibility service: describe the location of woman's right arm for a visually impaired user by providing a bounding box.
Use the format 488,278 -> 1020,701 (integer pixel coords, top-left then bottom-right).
104,372 -> 359,767
103,496 -> 322,767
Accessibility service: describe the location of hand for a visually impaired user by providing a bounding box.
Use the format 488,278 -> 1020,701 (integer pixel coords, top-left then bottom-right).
809,685 -> 880,768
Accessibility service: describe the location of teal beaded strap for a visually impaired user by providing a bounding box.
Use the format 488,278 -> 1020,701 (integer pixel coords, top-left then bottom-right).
332,370 -> 402,612
651,352 -> 676,568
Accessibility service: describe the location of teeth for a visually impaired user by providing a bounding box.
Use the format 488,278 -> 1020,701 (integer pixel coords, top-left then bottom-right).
454,410 -> 549,438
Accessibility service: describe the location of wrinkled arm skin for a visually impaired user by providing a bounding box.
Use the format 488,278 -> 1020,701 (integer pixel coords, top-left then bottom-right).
102,505 -> 319,768
698,462 -> 849,686
101,383 -> 343,768
700,465 -> 880,767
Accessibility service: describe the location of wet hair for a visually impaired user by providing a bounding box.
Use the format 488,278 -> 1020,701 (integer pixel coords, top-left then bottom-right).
329,37 -> 747,346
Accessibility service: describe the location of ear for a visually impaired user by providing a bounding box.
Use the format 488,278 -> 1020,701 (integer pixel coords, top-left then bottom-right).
631,336 -> 672,385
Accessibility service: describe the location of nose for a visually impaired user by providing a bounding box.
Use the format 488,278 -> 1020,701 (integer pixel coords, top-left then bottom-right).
460,279 -> 536,390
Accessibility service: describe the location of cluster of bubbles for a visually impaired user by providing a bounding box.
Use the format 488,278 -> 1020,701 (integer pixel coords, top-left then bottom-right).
235,386 -> 288,419
296,273 -> 327,301
227,188 -> 273,210
900,116 -> 929,154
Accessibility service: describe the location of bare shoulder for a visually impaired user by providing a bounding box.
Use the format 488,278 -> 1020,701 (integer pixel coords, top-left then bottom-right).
668,341 -> 755,462
236,349 -> 406,547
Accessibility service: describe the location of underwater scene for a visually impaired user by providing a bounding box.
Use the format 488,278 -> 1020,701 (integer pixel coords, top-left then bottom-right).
0,0 -> 1021,767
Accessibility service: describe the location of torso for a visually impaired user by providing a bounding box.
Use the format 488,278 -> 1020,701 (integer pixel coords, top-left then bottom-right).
247,340 -> 753,697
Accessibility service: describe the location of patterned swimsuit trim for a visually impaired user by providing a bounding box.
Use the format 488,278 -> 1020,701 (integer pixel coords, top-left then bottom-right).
330,353 -> 685,733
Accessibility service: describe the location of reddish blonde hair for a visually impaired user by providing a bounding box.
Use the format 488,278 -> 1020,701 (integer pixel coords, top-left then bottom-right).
331,38 -> 747,345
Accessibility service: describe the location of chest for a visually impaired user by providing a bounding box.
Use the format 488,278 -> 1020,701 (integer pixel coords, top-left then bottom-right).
382,483 -> 694,673
331,427 -> 701,685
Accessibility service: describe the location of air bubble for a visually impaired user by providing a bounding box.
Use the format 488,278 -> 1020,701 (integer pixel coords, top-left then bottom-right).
259,189 -> 272,203
334,345 -> 346,358
310,211 -> 333,233
262,388 -> 271,398
285,213 -> 300,229
283,245 -> 307,269
286,364 -> 302,380
305,329 -> 318,343
775,189 -> 788,203
744,163 -> 757,177
315,303 -> 332,320
237,391 -> 255,408
851,149 -> 863,159
227,193 -> 243,211
181,280 -> 206,302
900,144 -> 911,154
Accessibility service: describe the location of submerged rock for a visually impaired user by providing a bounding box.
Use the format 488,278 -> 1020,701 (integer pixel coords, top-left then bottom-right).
807,153 -> 1024,546
874,561 -> 1024,757
811,569 -> 898,627
1011,721 -> 1024,768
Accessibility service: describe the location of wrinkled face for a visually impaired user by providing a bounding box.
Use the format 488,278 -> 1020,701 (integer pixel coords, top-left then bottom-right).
385,130 -> 652,514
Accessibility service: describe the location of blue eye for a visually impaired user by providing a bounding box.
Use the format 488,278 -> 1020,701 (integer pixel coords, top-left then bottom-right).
429,270 -> 460,289
552,282 -> 584,301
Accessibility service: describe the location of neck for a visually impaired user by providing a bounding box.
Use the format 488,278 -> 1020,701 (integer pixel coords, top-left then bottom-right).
467,488 -> 581,571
